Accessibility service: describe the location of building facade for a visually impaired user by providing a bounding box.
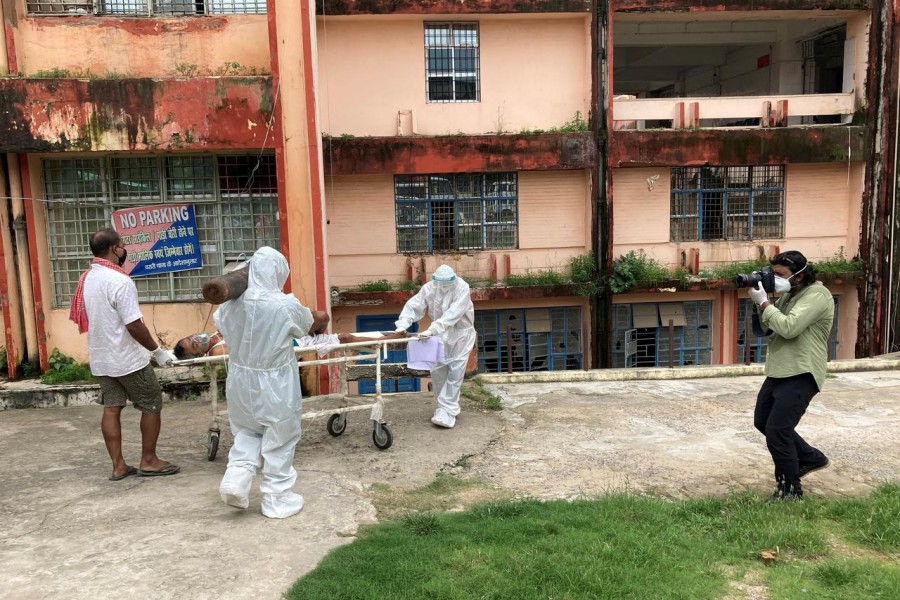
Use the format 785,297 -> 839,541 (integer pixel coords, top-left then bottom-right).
0,0 -> 896,382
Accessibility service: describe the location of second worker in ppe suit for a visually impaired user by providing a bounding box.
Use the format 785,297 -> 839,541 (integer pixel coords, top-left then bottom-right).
214,246 -> 314,519
395,264 -> 476,429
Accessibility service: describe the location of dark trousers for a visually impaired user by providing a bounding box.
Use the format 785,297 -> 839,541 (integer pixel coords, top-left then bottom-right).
754,373 -> 826,489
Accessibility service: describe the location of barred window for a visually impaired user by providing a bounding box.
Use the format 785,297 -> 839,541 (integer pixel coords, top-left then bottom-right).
425,22 -> 480,103
44,154 -> 279,306
395,173 -> 517,253
611,301 -> 713,368
476,307 -> 582,373
26,0 -> 266,15
670,165 -> 785,242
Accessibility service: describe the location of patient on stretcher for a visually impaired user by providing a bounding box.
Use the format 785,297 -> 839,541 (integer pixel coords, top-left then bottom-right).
173,310 -> 407,361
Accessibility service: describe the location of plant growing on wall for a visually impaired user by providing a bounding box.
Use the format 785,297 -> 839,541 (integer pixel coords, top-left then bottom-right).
41,348 -> 94,385
814,247 -> 864,275
608,250 -> 669,293
569,252 -> 602,297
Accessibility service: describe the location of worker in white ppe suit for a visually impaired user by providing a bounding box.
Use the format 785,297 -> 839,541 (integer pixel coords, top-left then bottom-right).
395,264 -> 476,428
214,246 -> 313,519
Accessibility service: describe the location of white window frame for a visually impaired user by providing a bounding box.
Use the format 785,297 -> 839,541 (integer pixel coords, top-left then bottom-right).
424,22 -> 481,103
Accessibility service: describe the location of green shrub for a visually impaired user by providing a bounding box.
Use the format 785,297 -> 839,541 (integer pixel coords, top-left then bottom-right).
41,348 -> 93,385
608,250 -> 670,293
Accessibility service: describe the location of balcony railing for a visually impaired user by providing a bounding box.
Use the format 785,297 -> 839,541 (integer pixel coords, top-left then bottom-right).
613,92 -> 855,130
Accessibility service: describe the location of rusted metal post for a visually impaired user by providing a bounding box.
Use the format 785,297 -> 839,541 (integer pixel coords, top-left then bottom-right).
667,319 -> 674,368
506,326 -> 513,374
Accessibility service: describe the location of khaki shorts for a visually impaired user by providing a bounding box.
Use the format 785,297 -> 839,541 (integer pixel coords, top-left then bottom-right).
96,364 -> 163,414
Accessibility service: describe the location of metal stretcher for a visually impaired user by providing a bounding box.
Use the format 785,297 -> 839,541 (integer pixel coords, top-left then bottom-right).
171,336 -> 425,461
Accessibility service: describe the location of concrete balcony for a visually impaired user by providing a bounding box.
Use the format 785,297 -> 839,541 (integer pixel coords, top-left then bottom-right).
322,132 -> 596,176
613,92 -> 856,130
609,125 -> 867,167
0,77 -> 275,153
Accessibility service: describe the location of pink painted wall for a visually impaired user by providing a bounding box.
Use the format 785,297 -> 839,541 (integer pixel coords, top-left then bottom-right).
11,16 -> 269,77
612,163 -> 865,268
316,15 -> 590,136
325,170 -> 591,287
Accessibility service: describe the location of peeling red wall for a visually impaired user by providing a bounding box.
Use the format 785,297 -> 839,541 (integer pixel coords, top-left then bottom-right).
609,126 -> 867,167
323,132 -> 595,175
19,15 -> 230,35
0,77 -> 275,152
316,0 -> 591,16
611,0 -> 870,12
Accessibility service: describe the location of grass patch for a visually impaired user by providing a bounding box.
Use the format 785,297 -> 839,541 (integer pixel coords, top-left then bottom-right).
506,269 -> 569,288
40,348 -> 94,384
461,377 -> 503,411
287,486 -> 900,600
815,247 -> 864,276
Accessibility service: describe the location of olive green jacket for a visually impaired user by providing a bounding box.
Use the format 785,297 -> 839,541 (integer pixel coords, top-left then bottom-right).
758,281 -> 834,390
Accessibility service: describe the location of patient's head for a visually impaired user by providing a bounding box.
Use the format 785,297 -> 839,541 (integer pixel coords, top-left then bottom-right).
174,333 -> 212,360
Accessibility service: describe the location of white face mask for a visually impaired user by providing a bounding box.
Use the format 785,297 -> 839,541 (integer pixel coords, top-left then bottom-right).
773,264 -> 807,293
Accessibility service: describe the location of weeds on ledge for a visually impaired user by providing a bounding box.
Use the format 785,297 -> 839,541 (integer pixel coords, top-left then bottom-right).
608,250 -> 670,293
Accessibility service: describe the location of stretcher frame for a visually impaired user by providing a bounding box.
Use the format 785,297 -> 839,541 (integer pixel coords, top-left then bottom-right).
171,336 -> 423,460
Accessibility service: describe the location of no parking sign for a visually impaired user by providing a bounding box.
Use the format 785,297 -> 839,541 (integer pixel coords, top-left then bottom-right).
111,204 -> 203,277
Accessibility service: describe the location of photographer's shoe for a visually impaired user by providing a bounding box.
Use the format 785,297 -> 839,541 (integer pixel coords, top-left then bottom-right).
768,479 -> 803,503
799,456 -> 830,478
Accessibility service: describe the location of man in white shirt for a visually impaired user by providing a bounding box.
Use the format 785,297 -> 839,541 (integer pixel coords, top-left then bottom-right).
71,228 -> 180,481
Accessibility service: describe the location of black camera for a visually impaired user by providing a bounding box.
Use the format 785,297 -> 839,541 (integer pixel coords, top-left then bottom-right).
734,267 -> 775,292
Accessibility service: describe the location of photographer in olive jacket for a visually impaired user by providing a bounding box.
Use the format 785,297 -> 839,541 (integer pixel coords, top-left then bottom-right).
748,250 -> 833,502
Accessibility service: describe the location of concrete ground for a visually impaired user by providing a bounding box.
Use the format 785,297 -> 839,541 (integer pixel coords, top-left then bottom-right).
1,368 -> 899,600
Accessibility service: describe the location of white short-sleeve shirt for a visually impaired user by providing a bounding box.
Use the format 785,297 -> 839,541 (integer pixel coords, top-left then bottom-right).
83,264 -> 150,377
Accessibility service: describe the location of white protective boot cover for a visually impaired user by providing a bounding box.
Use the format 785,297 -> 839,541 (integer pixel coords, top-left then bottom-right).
219,465 -> 255,509
431,407 -> 456,428
261,491 -> 305,519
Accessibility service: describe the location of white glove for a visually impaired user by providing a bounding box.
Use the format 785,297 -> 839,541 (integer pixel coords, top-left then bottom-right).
418,328 -> 435,339
394,326 -> 407,334
748,282 -> 768,306
152,347 -> 177,366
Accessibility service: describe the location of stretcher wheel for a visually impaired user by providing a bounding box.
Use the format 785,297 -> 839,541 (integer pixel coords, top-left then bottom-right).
327,413 -> 347,437
372,423 -> 393,450
207,431 -> 220,461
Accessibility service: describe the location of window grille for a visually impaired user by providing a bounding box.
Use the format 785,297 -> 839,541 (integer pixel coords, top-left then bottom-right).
476,307 -> 582,373
395,173 -> 516,253
26,0 -> 266,15
424,22 -> 480,103
44,154 -> 279,306
670,165 -> 784,242
611,301 -> 713,368
25,1 -> 93,14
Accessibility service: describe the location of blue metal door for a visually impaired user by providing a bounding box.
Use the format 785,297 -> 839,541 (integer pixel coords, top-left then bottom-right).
356,315 -> 420,394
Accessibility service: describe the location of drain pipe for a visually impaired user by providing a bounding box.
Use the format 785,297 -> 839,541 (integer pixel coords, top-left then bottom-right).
6,155 -> 39,366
